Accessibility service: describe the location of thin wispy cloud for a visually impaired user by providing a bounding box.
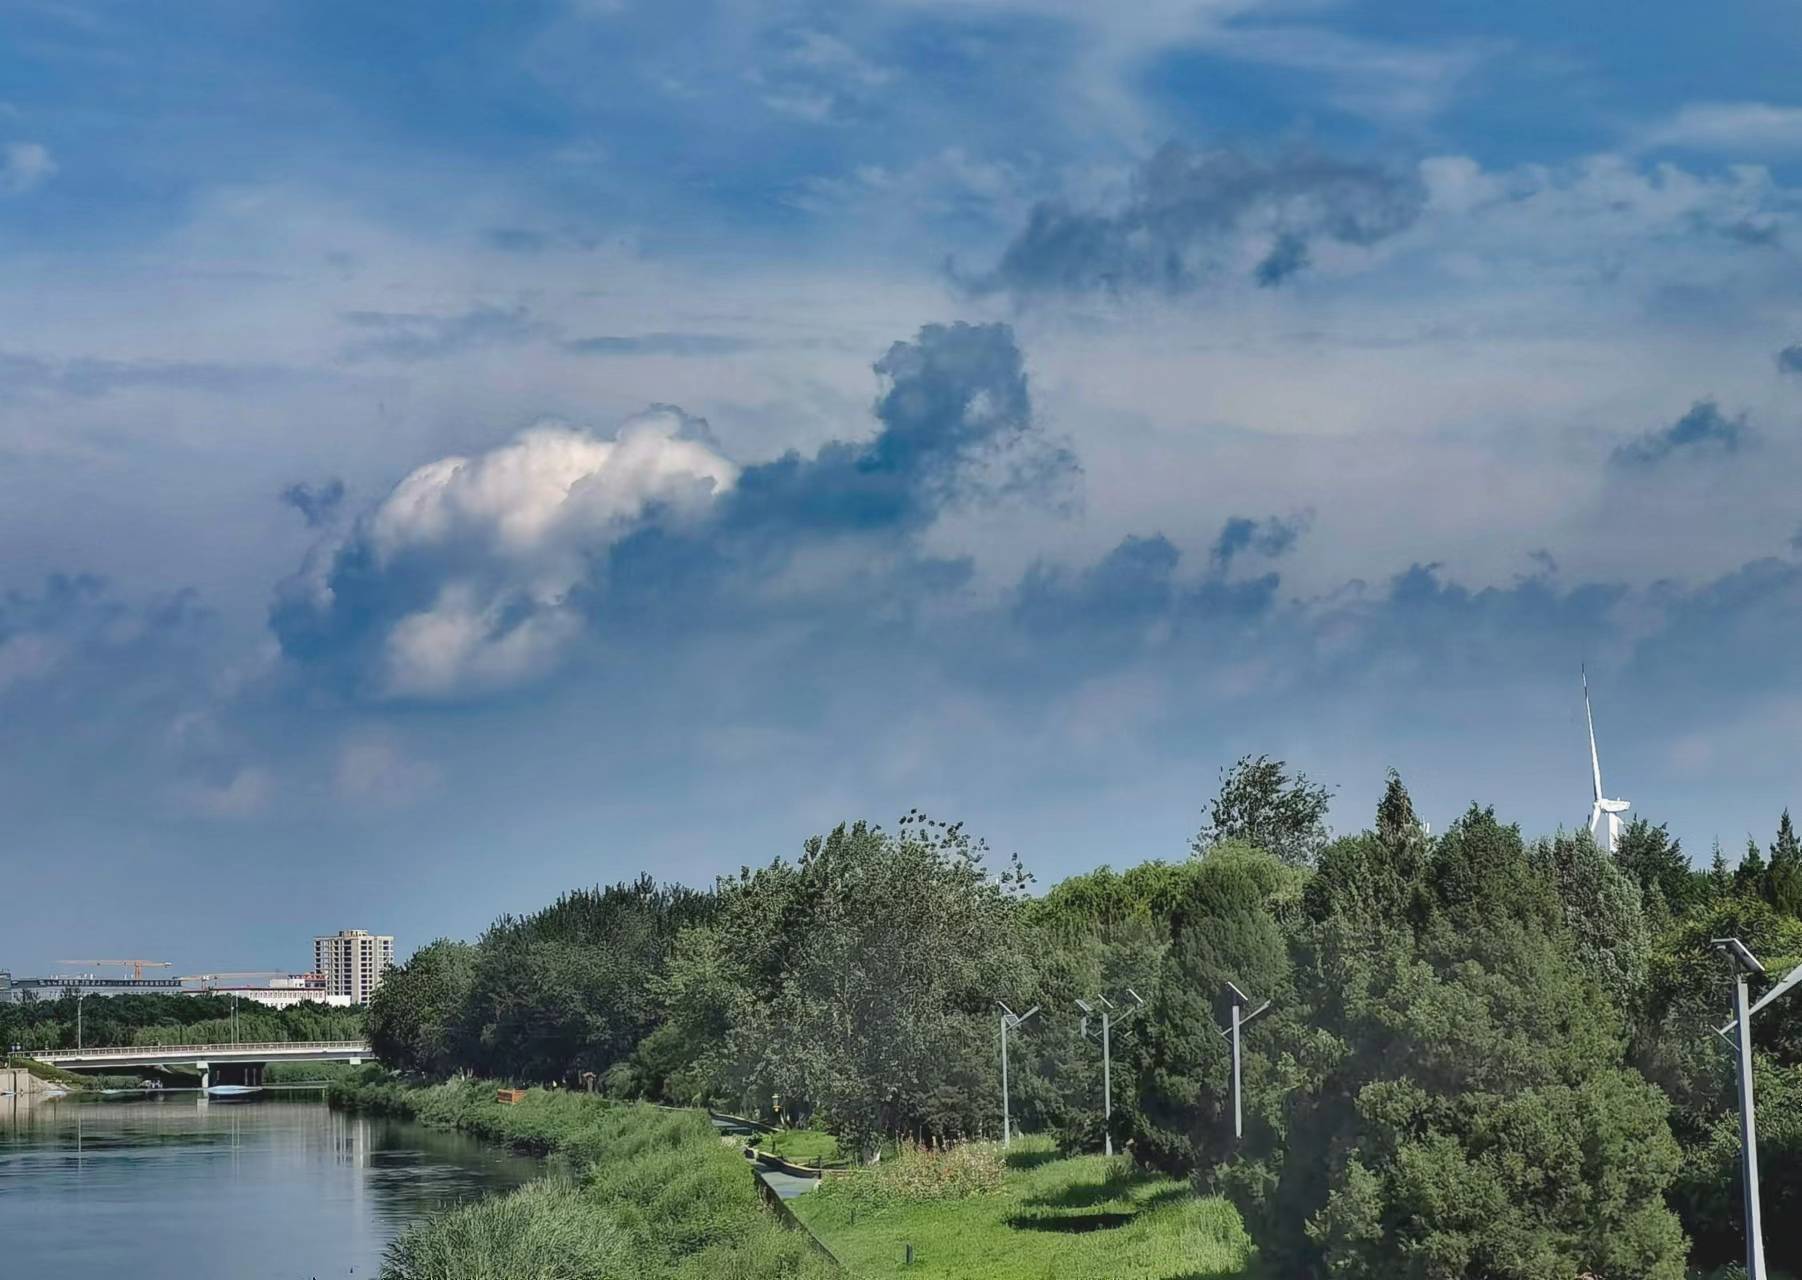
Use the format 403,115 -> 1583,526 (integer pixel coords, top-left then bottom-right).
1642,101 -> 1802,152
0,141 -> 53,195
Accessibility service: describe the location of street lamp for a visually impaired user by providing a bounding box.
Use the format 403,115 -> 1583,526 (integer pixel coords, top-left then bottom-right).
1710,938 -> 1802,1280
76,991 -> 86,1052
1217,981 -> 1272,1142
997,1000 -> 1040,1149
1076,989 -> 1144,1156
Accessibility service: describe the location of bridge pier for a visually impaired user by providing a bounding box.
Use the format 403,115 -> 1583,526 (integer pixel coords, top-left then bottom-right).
211,1062 -> 264,1087
196,1062 -> 208,1091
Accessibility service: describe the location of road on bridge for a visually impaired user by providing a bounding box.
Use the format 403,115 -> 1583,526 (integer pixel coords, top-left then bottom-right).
29,1041 -> 371,1088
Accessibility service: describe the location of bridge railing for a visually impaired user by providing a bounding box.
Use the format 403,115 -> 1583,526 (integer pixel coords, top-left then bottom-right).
33,1040 -> 369,1062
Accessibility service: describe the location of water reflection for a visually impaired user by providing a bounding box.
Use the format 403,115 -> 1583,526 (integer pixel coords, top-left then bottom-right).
0,1092 -> 540,1279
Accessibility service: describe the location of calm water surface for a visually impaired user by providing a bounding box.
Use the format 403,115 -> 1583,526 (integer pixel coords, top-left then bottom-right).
0,1091 -> 541,1279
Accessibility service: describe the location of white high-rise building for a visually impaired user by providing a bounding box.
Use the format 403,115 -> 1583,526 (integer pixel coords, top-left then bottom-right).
313,929 -> 395,1004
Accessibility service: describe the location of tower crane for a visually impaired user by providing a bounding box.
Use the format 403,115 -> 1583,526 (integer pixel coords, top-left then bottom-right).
57,959 -> 173,980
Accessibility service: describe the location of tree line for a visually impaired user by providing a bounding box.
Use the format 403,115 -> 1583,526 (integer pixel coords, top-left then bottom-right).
367,760 -> 1802,1279
1,992 -> 365,1052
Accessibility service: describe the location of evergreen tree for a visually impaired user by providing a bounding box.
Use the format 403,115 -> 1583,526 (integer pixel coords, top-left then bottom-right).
1707,840 -> 1732,900
1613,818 -> 1694,920
1737,837 -> 1771,901
1266,803 -> 1686,1279
1770,809 -> 1802,916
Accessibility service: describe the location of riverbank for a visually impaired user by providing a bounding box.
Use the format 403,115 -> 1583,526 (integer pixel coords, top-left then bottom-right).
793,1135 -> 1256,1280
330,1073 -> 838,1279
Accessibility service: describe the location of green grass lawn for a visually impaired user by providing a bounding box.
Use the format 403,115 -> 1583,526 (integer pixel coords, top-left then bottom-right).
791,1136 -> 1258,1280
759,1128 -> 842,1165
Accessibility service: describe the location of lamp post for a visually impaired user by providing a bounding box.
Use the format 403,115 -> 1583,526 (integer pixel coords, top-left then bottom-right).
997,1001 -> 1039,1148
1076,989 -> 1144,1156
76,991 -> 86,1052
1710,938 -> 1802,1280
1217,981 -> 1272,1142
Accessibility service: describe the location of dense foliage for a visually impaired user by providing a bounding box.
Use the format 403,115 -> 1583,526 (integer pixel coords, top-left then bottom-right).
363,768 -> 1802,1278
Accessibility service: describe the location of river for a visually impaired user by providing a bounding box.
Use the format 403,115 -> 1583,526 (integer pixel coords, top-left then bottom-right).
0,1090 -> 542,1279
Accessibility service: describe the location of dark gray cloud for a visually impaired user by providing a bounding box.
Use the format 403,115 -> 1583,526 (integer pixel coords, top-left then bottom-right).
1210,512 -> 1308,573
1778,344 -> 1802,375
272,321 -> 1078,697
339,305 -> 544,362
563,333 -> 753,357
1254,231 -> 1311,287
719,321 -> 1076,540
279,478 -> 345,529
0,573 -> 211,711
968,143 -> 1424,299
1611,399 -> 1747,467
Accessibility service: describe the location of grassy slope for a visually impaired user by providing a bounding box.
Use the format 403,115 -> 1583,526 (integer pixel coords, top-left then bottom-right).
6,1055 -> 91,1089
331,1075 -> 838,1280
758,1128 -> 842,1165
793,1137 -> 1257,1280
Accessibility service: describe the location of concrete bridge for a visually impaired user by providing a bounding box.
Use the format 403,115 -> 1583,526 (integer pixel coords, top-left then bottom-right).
32,1041 -> 370,1088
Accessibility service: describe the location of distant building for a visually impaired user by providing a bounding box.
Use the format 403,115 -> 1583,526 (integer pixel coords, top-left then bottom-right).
184,982 -> 352,1010
182,972 -> 348,1009
313,930 -> 394,1004
0,971 -> 185,1004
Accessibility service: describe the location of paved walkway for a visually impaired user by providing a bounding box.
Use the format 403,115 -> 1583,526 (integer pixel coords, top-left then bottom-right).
757,1167 -> 822,1201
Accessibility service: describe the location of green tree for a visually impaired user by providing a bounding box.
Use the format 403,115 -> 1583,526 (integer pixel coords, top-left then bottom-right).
1737,837 -> 1770,901
1707,840 -> 1733,900
367,939 -> 476,1076
1612,818 -> 1695,923
1530,830 -> 1652,1014
1265,801 -> 1687,1279
1672,1061 -> 1802,1275
1121,845 -> 1299,1177
1193,753 -> 1334,867
716,815 -> 1031,1155
456,876 -> 713,1082
1770,809 -> 1802,916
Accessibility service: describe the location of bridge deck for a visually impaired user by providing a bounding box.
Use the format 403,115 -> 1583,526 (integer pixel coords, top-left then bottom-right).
32,1041 -> 370,1069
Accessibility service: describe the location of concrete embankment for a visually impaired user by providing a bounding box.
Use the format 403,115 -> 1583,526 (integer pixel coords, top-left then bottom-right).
2,1066 -> 48,1095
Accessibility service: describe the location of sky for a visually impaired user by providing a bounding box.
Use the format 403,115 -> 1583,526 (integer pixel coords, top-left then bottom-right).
6,0 -> 1802,976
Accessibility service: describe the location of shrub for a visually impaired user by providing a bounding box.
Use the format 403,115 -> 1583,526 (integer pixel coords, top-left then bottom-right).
817,1138 -> 1006,1211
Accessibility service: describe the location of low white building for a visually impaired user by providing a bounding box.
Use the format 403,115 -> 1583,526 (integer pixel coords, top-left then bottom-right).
184,974 -> 352,1009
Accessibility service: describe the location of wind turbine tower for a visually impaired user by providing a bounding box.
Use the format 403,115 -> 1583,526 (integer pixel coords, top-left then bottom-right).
1584,669 -> 1631,854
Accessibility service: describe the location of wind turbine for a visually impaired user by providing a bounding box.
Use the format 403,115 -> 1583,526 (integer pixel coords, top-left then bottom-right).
1583,668 -> 1630,854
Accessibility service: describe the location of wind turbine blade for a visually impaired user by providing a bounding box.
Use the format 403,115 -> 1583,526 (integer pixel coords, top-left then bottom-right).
1584,669 -> 1603,803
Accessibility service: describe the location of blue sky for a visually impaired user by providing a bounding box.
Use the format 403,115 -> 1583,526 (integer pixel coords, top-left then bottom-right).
6,0 -> 1802,976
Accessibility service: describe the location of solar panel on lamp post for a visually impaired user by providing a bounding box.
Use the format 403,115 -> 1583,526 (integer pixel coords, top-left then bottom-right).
1710,937 -> 1802,1280
1077,988 -> 1144,1157
997,1000 -> 1039,1149
1217,981 -> 1272,1142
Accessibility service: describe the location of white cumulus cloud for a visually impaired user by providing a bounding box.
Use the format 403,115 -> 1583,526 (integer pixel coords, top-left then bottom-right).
359,407 -> 738,697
